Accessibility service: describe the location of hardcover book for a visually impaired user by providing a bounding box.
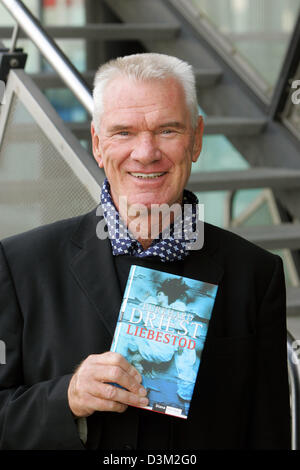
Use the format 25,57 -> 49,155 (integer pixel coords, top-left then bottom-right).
111,265 -> 218,419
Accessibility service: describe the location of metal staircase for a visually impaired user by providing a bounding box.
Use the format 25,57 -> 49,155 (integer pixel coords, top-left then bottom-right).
0,0 -> 300,319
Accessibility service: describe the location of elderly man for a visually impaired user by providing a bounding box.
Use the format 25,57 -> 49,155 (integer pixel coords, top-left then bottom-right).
0,53 -> 290,450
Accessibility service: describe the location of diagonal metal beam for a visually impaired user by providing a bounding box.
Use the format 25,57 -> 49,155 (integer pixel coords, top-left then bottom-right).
231,223 -> 300,250
0,23 -> 181,41
187,168 -> 300,192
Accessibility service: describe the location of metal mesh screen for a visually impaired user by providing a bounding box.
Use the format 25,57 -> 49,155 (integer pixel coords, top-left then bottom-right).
0,94 -> 98,239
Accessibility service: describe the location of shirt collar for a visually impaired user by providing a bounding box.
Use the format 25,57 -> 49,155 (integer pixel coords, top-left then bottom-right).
100,178 -> 199,262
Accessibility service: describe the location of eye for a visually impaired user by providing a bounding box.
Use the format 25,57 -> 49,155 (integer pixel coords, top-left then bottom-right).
161,129 -> 174,135
118,131 -> 130,136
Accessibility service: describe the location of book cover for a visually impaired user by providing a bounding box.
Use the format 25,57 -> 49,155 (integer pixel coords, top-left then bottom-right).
111,265 -> 218,419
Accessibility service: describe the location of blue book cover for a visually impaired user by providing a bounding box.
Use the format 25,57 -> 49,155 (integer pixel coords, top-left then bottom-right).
111,265 -> 218,419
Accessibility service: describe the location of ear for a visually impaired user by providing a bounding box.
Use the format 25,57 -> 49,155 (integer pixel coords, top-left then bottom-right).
192,115 -> 204,163
91,121 -> 104,168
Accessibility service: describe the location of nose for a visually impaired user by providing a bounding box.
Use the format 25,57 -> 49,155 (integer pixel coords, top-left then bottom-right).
130,132 -> 161,164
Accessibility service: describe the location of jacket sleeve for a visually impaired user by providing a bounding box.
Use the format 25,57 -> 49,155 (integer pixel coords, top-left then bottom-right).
0,243 -> 85,450
249,254 -> 291,449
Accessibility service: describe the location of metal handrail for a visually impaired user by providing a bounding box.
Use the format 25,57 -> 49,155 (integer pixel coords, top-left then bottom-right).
1,0 -> 93,116
287,330 -> 300,449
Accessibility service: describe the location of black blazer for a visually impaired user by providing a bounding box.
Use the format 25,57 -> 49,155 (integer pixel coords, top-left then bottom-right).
0,207 -> 291,450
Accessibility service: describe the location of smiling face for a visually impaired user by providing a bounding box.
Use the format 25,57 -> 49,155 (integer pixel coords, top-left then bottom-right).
91,75 -> 203,212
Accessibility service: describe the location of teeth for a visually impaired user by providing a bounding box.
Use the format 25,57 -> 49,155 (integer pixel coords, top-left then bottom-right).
130,172 -> 165,179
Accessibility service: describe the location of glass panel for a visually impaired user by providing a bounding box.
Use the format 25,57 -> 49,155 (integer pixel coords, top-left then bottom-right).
42,38 -> 87,122
232,189 -> 273,225
191,133 -> 252,227
40,0 -> 87,125
44,88 -> 87,122
42,0 -> 84,26
0,0 -> 40,26
0,93 -> 96,239
41,0 -> 85,72
190,0 -> 300,96
55,39 -> 86,72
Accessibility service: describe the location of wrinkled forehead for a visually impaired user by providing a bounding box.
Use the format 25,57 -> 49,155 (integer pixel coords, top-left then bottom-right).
98,77 -> 191,133
102,75 -> 187,113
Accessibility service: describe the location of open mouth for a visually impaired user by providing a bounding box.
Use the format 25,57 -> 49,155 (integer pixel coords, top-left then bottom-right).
129,172 -> 166,179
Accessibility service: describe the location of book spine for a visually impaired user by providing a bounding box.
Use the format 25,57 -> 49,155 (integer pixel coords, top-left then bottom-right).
111,322 -> 122,352
119,265 -> 136,322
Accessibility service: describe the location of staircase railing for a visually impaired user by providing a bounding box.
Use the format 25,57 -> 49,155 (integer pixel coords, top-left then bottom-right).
1,0 -> 93,115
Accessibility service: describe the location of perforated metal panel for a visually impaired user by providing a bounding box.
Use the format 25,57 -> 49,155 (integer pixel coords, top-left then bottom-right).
0,94 -> 98,239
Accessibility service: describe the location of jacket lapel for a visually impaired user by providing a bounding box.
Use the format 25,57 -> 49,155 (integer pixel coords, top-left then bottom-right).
181,219 -> 224,286
69,209 -> 122,338
181,225 -> 224,344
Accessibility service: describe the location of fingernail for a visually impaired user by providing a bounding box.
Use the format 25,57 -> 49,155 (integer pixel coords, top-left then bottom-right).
138,387 -> 147,396
139,397 -> 149,406
135,374 -> 142,383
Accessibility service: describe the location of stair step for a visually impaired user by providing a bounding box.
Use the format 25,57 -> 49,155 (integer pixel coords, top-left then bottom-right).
187,168 -> 300,192
203,117 -> 267,135
31,70 -> 96,89
287,287 -> 300,316
0,23 -> 180,41
68,117 -> 267,139
194,68 -> 223,86
31,68 -> 222,89
230,223 -> 300,250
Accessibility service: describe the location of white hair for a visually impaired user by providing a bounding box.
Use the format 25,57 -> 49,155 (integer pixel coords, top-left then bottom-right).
92,52 -> 199,134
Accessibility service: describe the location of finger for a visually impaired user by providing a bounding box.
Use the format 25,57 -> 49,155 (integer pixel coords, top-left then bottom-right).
90,352 -> 143,383
89,381 -> 149,408
86,394 -> 129,414
91,364 -> 147,396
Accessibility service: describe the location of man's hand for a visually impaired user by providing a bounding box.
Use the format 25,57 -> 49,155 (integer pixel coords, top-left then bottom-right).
68,352 -> 149,418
